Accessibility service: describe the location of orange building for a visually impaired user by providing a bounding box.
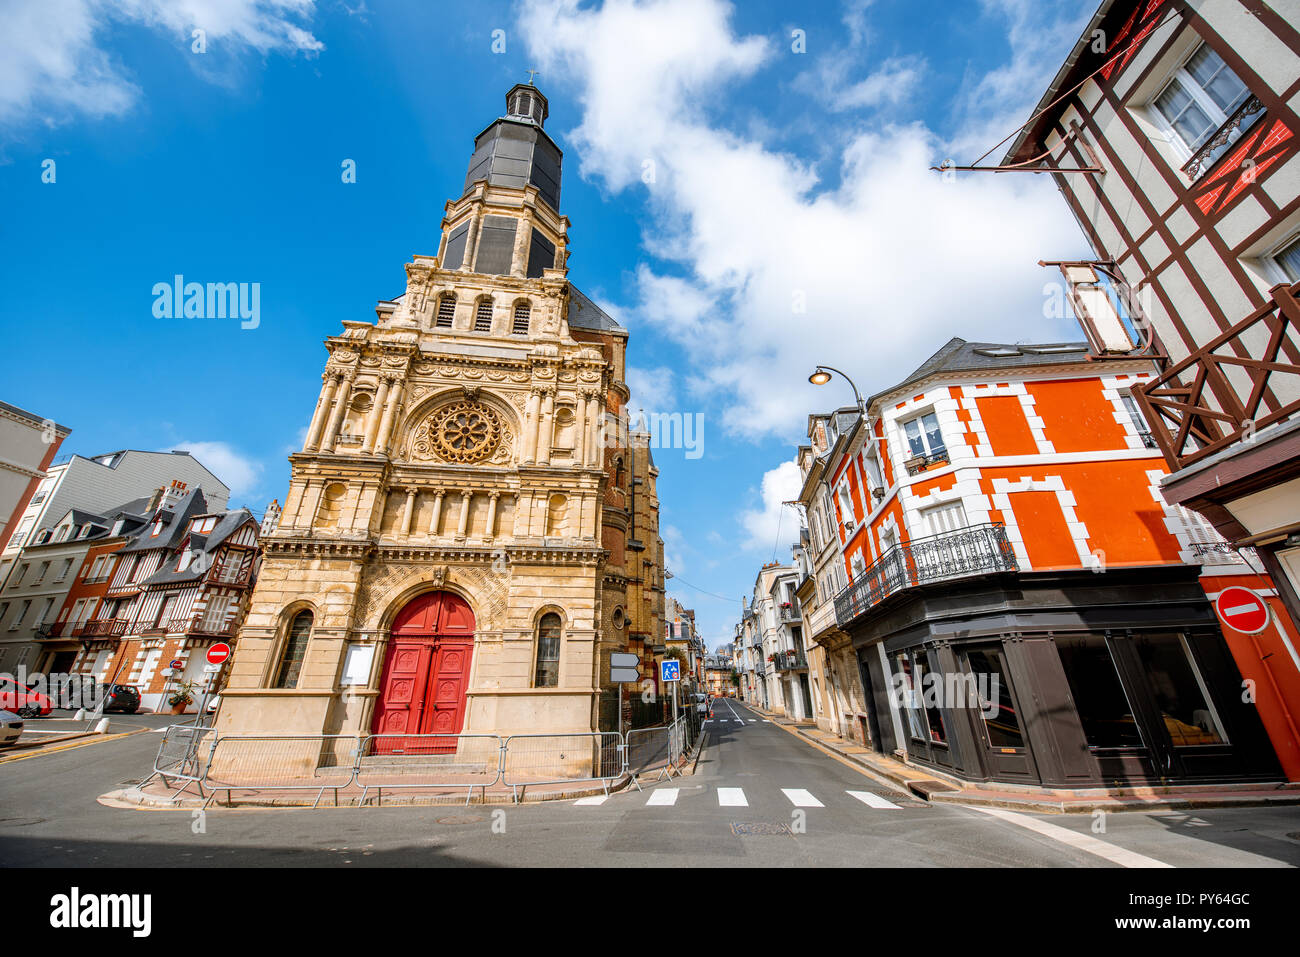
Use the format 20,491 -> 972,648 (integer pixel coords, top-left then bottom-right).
826,338 -> 1296,788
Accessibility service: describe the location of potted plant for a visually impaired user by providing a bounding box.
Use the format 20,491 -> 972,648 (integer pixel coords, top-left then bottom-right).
168,680 -> 195,715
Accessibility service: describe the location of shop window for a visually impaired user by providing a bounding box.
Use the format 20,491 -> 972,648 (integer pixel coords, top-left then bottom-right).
1132,633 -> 1227,746
915,653 -> 947,744
1056,634 -> 1145,749
965,647 -> 1024,749
893,652 -> 928,742
273,611 -> 313,689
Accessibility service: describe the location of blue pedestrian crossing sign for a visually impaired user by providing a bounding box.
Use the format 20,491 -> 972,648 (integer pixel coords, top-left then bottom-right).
661,660 -> 681,682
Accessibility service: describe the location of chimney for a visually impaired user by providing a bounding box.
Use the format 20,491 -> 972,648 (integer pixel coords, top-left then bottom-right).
145,485 -> 167,513
261,499 -> 281,536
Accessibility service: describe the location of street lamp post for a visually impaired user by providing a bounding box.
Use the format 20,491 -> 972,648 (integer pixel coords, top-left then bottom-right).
808,365 -> 866,412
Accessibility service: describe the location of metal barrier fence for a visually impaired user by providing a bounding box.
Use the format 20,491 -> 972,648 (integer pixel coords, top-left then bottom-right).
354,733 -> 504,806
204,734 -> 360,808
149,719 -> 709,806
501,732 -> 624,799
151,723 -> 216,800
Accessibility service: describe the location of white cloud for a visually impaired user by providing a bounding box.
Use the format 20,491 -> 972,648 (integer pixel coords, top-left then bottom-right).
661,522 -> 686,575
626,365 -> 677,414
0,0 -> 323,129
520,0 -> 1089,442
737,459 -> 802,555
172,440 -> 265,502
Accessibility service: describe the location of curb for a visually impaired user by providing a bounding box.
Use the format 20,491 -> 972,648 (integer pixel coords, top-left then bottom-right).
0,728 -> 148,765
102,773 -> 639,810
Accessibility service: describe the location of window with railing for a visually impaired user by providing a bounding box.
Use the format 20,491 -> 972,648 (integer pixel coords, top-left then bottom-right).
1151,42 -> 1258,181
901,411 -> 947,473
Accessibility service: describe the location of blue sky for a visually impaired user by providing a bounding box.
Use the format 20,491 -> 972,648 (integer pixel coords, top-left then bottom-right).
1,0 -> 1094,650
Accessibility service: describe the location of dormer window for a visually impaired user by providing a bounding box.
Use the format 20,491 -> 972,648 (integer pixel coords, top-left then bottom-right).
435,295 -> 456,329
150,520 -> 163,537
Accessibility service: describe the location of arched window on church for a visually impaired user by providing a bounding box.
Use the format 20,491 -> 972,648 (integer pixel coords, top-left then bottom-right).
474,297 -> 494,332
512,301 -> 531,335
273,610 -> 313,689
534,612 -> 561,687
435,294 -> 457,329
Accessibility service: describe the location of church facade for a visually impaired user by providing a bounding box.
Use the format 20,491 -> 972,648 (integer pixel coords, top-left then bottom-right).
217,84 -> 664,739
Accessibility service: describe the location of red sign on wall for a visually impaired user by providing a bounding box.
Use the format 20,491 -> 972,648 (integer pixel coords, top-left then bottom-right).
206,643 -> 232,665
1215,587 -> 1270,635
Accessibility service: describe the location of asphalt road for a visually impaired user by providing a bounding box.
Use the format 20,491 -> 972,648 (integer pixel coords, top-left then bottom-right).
1,699 -> 1299,867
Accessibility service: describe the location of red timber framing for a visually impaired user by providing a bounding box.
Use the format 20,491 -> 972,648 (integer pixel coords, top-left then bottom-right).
1135,282 -> 1300,469
1004,1 -> 1300,401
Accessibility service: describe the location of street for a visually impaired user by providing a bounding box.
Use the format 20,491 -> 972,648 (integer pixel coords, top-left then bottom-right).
2,700 -> 1298,868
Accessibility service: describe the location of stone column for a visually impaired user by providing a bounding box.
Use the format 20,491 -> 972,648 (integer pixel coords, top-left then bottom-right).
522,391 -> 541,464
428,490 -> 445,536
485,491 -> 501,539
511,209 -> 534,278
304,373 -> 338,452
376,375 -> 401,454
585,394 -> 603,467
321,372 -> 354,452
537,390 -> 555,465
362,377 -> 391,454
574,393 -> 589,467
400,487 -> 416,538
457,491 -> 473,538
461,208 -> 484,273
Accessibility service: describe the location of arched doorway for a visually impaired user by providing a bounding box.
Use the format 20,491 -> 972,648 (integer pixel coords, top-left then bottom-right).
371,591 -> 475,752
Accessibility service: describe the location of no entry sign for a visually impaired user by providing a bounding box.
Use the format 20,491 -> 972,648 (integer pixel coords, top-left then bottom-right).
1215,587 -> 1270,635
206,642 -> 232,665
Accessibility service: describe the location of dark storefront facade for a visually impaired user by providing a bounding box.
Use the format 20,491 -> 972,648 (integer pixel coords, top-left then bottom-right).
848,565 -> 1281,788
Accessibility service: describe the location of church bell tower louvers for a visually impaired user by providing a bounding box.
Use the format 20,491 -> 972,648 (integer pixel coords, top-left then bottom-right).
217,84 -> 663,741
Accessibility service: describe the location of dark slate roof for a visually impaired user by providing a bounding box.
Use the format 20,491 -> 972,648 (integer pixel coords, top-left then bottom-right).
139,508 -> 256,587
867,337 -> 1092,408
116,488 -> 209,554
568,286 -> 623,331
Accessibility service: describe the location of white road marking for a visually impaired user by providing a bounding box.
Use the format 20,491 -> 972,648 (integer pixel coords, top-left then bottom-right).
646,788 -> 680,806
762,720 -> 771,723
781,788 -> 824,808
574,795 -> 608,806
717,788 -> 748,807
970,806 -> 1174,868
847,790 -> 900,809
748,719 -> 757,723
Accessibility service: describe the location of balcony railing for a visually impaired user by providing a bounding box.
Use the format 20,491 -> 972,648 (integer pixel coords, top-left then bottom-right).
833,522 -> 1018,626
1183,95 -> 1264,181
772,650 -> 808,671
903,449 -> 950,476
778,602 -> 801,623
1134,282 -> 1300,473
81,618 -> 128,638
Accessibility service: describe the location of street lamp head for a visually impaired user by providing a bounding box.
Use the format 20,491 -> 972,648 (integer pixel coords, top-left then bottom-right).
808,369 -> 832,386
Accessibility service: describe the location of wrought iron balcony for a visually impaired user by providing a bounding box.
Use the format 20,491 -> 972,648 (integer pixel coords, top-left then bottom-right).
1183,95 -> 1263,181
778,602 -> 801,623
772,650 -> 808,672
81,617 -> 128,638
1134,282 -> 1300,473
903,449 -> 950,476
833,522 -> 1018,626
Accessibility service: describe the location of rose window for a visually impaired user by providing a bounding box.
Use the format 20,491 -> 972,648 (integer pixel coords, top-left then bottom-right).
427,401 -> 502,463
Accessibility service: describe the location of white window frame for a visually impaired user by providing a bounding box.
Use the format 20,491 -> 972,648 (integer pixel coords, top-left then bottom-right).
900,410 -> 946,459
1148,42 -> 1251,162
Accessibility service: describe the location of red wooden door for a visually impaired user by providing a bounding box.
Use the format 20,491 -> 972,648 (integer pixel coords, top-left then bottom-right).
372,591 -> 475,754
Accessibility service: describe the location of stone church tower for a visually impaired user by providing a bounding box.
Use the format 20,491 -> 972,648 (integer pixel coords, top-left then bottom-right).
218,84 -> 663,739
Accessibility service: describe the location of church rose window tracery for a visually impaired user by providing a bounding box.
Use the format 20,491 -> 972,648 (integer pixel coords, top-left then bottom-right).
412,400 -> 505,464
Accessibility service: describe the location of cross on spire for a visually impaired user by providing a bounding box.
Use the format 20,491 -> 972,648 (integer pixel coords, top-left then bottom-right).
525,69 -> 541,86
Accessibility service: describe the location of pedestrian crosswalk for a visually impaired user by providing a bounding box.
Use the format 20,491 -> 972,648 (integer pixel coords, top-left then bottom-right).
575,785 -> 903,810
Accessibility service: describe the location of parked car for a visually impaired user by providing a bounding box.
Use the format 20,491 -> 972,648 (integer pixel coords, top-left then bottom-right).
102,684 -> 141,714
0,675 -> 52,718
690,692 -> 710,716
0,709 -> 23,747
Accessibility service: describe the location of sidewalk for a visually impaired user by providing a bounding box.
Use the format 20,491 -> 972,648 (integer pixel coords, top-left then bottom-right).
741,700 -> 1300,814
